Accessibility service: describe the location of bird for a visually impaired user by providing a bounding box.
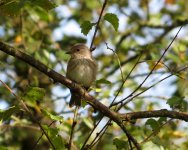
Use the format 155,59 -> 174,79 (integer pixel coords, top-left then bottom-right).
66,43 -> 97,107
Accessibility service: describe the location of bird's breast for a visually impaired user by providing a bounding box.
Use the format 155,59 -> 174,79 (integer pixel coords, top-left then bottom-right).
66,58 -> 97,88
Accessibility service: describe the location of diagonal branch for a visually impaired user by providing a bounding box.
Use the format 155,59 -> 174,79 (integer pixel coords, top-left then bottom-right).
0,40 -> 120,125
0,40 -> 141,149
1,41 -> 188,149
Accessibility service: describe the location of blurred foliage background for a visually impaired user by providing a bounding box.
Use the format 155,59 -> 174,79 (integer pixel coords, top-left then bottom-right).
0,0 -> 188,149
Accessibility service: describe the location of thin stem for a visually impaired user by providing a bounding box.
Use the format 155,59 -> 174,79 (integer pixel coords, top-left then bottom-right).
105,42 -> 124,81
68,106 -> 79,150
140,119 -> 173,145
90,0 -> 108,50
119,124 -> 141,150
112,26 -> 183,106
81,118 -> 102,149
119,65 -> 188,109
89,120 -> 111,148
32,121 -> 55,150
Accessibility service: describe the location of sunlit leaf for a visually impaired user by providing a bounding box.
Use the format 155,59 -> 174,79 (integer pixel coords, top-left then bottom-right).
96,78 -> 111,85
42,109 -> 63,122
147,60 -> 164,70
172,131 -> 186,138
22,87 -> 45,103
83,118 -> 93,129
104,13 -> 119,31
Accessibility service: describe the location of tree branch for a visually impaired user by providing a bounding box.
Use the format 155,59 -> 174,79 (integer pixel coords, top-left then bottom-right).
121,109 -> 188,122
0,40 -> 141,149
0,40 -> 120,126
1,41 -> 188,149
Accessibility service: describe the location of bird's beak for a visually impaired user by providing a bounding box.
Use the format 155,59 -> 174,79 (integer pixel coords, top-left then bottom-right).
66,51 -> 71,54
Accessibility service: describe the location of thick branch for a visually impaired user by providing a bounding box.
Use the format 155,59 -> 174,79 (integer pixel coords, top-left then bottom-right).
1,41 -> 188,150
121,109 -> 188,122
0,41 -> 120,124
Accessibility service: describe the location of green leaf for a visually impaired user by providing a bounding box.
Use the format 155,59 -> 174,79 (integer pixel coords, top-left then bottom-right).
0,146 -> 8,150
28,6 -> 50,21
104,13 -> 119,31
96,78 -> 111,85
0,106 -> 20,121
41,109 -> 63,122
80,21 -> 95,35
83,118 -> 93,129
166,96 -> 183,109
145,119 -> 160,131
158,117 -> 167,124
29,0 -> 56,11
151,136 -> 167,148
113,138 -> 129,150
94,87 -> 102,92
22,86 -> 45,102
0,1 -> 23,16
43,125 -> 65,149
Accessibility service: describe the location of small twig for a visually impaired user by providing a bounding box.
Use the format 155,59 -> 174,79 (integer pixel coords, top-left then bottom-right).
110,22 -> 187,75
119,123 -> 141,150
112,26 -> 183,106
110,54 -> 142,107
0,124 -> 40,131
32,121 -> 55,150
81,118 -> 103,149
117,65 -> 188,108
105,42 -> 124,81
68,106 -> 79,150
89,120 -> 111,148
140,119 -> 173,145
90,0 -> 108,50
138,60 -> 172,72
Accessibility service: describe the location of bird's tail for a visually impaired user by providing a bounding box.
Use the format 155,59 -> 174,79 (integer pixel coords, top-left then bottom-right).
69,90 -> 81,107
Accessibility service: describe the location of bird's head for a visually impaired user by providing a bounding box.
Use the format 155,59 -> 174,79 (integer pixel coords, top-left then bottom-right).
66,43 -> 91,58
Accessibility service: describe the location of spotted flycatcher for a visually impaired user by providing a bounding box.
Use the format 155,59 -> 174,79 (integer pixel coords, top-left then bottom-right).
66,44 -> 97,107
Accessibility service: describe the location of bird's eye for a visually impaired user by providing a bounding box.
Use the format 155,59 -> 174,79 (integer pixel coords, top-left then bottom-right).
76,49 -> 80,51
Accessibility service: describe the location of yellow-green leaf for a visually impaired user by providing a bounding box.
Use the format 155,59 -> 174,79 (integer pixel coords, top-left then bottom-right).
42,109 -> 63,122
104,13 -> 119,31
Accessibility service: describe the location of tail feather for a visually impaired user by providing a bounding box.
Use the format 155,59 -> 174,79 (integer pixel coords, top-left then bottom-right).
69,90 -> 82,107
